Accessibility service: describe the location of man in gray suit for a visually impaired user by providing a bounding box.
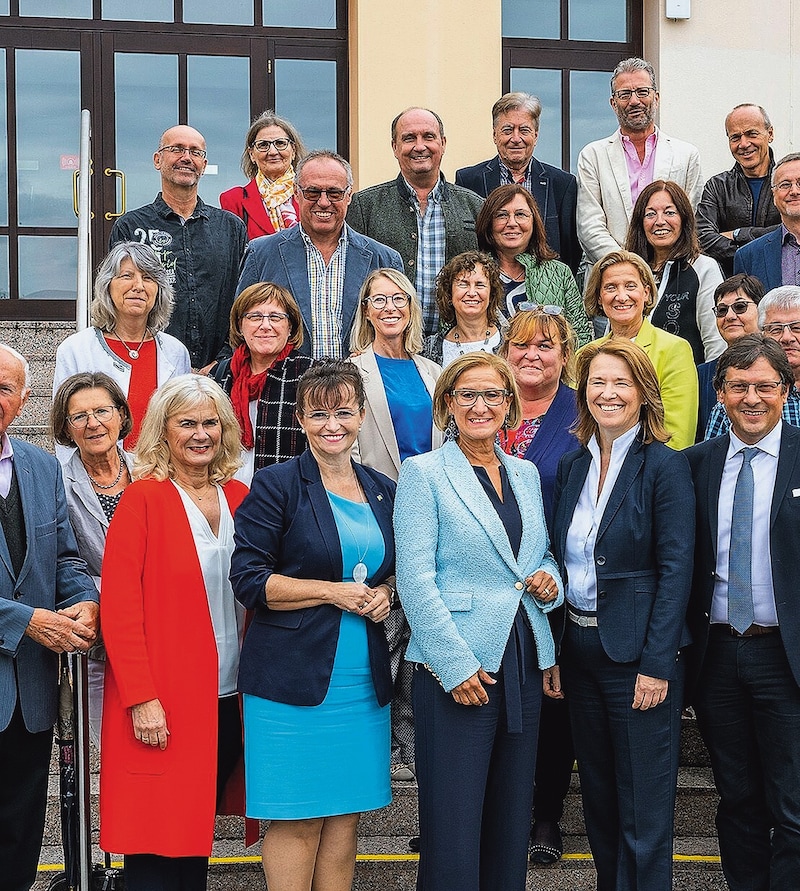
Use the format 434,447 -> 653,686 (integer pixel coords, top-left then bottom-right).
0,344 -> 97,891
347,107 -> 484,336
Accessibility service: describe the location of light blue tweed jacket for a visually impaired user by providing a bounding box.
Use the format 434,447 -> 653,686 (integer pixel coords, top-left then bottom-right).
394,441 -> 563,692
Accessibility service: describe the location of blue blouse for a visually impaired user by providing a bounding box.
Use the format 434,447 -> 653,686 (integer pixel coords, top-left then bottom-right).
374,353 -> 433,462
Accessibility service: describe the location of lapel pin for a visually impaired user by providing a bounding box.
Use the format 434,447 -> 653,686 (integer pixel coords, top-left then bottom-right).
377,494 -> 383,501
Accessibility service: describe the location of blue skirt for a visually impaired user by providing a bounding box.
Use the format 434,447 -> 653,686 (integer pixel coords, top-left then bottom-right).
243,611 -> 391,819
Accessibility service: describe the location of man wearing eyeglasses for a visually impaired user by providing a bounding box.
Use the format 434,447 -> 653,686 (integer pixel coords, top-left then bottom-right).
686,333 -> 800,891
705,285 -> 800,439
110,124 -> 247,373
697,105 -> 780,278
236,150 -> 403,359
576,57 -> 703,267
346,107 -> 484,337
734,153 -> 800,292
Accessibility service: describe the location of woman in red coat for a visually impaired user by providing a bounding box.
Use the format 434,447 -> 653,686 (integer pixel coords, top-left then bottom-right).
219,110 -> 306,241
100,374 -> 248,890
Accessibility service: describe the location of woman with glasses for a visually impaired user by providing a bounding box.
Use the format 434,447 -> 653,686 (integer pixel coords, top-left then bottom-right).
54,242 -> 190,453
231,361 -> 395,891
220,110 -> 307,241
394,352 -> 563,891
349,268 -> 442,784
50,373 -> 135,749
211,282 -> 312,485
475,184 -> 592,345
625,179 -> 725,364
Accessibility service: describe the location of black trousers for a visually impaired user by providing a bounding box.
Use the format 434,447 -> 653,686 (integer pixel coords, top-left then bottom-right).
0,702 -> 54,891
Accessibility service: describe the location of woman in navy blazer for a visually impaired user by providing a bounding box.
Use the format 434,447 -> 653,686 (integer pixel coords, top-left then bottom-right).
394,352 -> 563,891
230,361 -> 394,891
498,308 -> 579,863
550,339 -> 695,891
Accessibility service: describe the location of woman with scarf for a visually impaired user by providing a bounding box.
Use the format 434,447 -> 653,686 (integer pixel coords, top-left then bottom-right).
211,282 -> 312,484
219,110 -> 307,241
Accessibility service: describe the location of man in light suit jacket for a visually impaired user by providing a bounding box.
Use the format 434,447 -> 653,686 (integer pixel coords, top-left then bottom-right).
455,92 -> 581,275
686,334 -> 800,891
237,150 -> 403,359
734,152 -> 800,292
577,57 -> 703,266
0,345 -> 97,891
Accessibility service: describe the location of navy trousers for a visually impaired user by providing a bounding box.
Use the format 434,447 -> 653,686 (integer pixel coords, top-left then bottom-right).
561,621 -> 683,891
694,630 -> 800,891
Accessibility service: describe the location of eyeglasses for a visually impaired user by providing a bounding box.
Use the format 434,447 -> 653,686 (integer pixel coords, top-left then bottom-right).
643,209 -> 679,221
774,180 -> 800,193
252,138 -> 293,152
721,381 -> 785,397
612,87 -> 656,101
493,210 -> 533,224
302,409 -> 359,423
712,299 -> 755,318
762,320 -> 800,338
517,303 -> 563,315
296,186 -> 349,202
450,388 -> 510,407
364,292 -> 410,309
242,311 -> 290,325
157,145 -> 207,159
67,405 -> 117,428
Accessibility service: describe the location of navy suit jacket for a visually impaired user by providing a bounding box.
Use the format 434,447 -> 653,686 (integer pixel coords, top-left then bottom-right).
231,449 -> 395,707
685,422 -> 800,699
455,154 -> 581,274
733,226 -> 783,291
0,439 -> 96,733
552,435 -> 694,679
235,224 -> 404,357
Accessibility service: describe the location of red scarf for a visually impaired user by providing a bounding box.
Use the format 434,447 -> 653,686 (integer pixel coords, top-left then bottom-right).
229,341 -> 293,449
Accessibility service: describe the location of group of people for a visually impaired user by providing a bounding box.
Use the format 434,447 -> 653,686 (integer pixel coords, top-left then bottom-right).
1,52 -> 799,891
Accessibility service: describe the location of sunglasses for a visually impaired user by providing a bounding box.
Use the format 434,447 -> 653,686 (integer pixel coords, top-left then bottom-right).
712,299 -> 755,319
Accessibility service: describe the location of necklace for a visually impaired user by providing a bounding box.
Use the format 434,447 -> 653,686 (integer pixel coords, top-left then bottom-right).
113,327 -> 149,360
453,327 -> 492,356
500,263 -> 525,282
330,469 -> 371,584
86,447 -> 125,490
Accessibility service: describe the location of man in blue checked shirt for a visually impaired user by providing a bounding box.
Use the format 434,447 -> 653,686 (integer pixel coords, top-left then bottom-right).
705,285 -> 800,439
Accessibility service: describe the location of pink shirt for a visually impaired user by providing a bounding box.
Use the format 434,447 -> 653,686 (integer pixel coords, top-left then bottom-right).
621,128 -> 658,205
0,434 -> 13,499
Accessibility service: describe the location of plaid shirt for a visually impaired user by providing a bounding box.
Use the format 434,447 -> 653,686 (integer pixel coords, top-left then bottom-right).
499,158 -> 534,193
404,176 -> 445,337
300,225 -> 348,359
704,387 -> 800,440
212,353 -> 314,468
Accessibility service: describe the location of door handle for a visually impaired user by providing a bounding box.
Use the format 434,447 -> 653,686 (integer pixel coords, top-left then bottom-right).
104,168 -> 126,220
72,165 -> 94,219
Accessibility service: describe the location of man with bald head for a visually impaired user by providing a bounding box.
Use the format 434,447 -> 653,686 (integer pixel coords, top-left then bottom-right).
0,344 -> 97,890
347,107 -> 484,336
697,104 -> 781,277
110,125 -> 247,371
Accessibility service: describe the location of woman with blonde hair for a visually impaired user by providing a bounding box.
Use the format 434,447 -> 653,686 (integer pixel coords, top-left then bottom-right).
99,375 -> 248,890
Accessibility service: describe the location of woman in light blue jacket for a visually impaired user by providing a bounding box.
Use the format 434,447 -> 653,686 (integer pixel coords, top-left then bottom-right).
394,351 -> 563,891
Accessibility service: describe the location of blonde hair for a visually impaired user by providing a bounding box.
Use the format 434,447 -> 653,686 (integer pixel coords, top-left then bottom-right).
499,309 -> 576,386
350,268 -> 424,355
134,375 -> 242,483
584,250 -> 656,319
432,352 -> 521,432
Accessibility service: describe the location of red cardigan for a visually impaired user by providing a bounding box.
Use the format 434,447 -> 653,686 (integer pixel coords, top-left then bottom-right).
219,178 -> 299,241
99,477 -> 248,856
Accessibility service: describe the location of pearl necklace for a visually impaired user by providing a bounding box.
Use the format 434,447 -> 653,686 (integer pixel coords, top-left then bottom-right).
85,448 -> 125,490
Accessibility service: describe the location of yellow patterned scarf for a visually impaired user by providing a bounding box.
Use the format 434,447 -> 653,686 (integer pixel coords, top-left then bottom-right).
256,168 -> 296,231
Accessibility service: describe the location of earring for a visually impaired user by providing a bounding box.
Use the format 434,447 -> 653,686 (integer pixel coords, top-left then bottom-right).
445,414 -> 460,441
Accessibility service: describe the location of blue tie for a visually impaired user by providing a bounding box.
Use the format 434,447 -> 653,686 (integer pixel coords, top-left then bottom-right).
728,447 -> 758,634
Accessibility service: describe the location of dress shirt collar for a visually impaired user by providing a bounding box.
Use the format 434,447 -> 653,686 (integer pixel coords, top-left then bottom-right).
0,433 -> 15,500
587,422 -> 640,466
400,173 -> 443,207
727,419 -> 782,460
298,223 -> 348,252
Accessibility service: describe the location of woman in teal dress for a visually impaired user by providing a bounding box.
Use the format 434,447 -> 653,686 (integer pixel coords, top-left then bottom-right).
230,360 -> 395,891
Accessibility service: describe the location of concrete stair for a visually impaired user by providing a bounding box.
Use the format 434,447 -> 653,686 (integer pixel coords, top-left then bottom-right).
35,715 -> 727,890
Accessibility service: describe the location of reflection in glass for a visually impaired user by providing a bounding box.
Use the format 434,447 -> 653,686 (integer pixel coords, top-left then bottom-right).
0,237 -> 8,301
509,68 -> 562,170
0,51 -> 6,227
187,56 -> 250,200
0,0 -> 8,14
16,50 -> 81,227
115,54 -> 178,212
19,236 -> 77,300
183,0 -> 252,25
102,0 -> 173,22
275,60 -> 337,153
569,0 -> 626,41
264,0 -> 336,28
19,0 -> 91,16
570,70 -> 617,172
502,0 -> 559,38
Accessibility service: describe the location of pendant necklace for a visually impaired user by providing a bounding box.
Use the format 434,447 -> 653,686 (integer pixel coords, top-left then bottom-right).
114,327 -> 149,360
335,469 -> 372,583
453,327 -> 492,356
